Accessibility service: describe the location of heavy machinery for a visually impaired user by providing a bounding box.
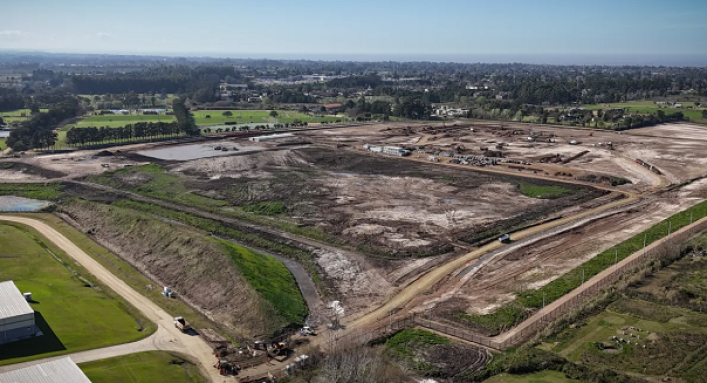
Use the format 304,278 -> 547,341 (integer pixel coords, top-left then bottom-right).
174,316 -> 191,333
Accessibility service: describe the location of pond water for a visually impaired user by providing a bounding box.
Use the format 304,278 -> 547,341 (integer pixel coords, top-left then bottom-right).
136,142 -> 265,161
0,196 -> 53,212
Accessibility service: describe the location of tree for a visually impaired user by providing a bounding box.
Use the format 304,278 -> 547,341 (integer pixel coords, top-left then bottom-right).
172,99 -> 199,136
702,110 -> 707,119
269,110 -> 278,117
222,111 -> 233,117
0,117 -> 4,125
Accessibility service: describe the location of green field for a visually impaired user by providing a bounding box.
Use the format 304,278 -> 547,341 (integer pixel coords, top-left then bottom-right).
80,351 -> 206,383
0,223 -> 154,365
581,101 -> 707,124
543,298 -> 707,381
0,109 -> 49,123
0,138 -> 6,150
482,371 -> 581,383
18,213 -> 231,338
64,114 -> 176,129
0,183 -> 64,200
519,183 -> 570,199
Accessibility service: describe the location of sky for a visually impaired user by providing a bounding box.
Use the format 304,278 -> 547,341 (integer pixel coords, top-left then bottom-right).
1,0 -> 707,65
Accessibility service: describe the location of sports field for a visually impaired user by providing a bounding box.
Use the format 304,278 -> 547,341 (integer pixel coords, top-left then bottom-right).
80,352 -> 206,383
0,222 -> 154,365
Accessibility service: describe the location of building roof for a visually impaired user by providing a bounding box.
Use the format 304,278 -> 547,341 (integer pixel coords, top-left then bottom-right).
0,281 -> 34,321
323,103 -> 343,109
0,358 -> 92,383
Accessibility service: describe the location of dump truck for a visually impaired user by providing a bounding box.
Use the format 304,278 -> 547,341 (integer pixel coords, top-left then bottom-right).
174,317 -> 191,333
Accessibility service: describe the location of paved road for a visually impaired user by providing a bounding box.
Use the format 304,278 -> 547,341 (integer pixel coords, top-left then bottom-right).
0,326 -> 182,373
0,216 -> 226,383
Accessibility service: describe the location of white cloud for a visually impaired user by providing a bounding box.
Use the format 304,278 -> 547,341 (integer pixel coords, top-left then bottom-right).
96,32 -> 117,41
0,30 -> 26,42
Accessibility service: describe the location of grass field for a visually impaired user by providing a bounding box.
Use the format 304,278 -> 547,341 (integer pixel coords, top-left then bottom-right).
581,101 -> 707,124
0,183 -> 64,200
19,213 -> 235,340
63,114 -> 177,129
80,351 -> 206,383
0,109 -> 49,123
0,222 -> 154,365
543,298 -> 707,381
519,183 -> 570,199
0,138 -> 5,150
482,371 -> 581,383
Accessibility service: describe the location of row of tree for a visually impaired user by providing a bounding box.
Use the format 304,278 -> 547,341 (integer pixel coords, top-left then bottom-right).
66,122 -> 183,146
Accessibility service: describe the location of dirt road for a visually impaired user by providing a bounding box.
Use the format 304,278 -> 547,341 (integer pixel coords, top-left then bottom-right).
0,215 -> 226,383
344,189 -> 639,330
492,214 -> 707,344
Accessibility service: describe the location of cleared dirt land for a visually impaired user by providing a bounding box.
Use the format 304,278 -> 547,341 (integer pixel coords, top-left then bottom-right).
172,146 -> 604,258
426,178 -> 707,327
298,122 -> 707,191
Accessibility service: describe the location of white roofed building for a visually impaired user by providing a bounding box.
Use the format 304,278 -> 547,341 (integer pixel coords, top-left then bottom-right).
0,357 -> 92,383
0,280 -> 36,344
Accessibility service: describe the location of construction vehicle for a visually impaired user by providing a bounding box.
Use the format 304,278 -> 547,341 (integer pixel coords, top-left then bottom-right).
300,326 -> 316,336
498,234 -> 511,243
173,317 -> 191,333
268,341 -> 290,362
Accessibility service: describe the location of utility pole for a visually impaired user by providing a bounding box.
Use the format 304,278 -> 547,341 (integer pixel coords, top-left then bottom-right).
542,291 -> 546,322
615,249 -> 618,274
582,267 -> 585,286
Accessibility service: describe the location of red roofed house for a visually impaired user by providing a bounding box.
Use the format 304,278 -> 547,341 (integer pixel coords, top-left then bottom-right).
323,103 -> 343,112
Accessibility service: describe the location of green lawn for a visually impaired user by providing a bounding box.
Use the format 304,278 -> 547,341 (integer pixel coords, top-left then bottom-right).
192,109 -> 341,125
80,351 -> 206,383
17,213 -> 231,339
0,183 -> 64,200
0,138 -> 6,150
482,371 -> 582,383
0,222 -> 154,365
519,183 -> 570,199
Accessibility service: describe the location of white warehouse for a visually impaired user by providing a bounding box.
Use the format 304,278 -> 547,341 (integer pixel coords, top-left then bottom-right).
0,357 -> 92,383
363,144 -> 410,157
249,133 -> 294,142
0,280 -> 36,345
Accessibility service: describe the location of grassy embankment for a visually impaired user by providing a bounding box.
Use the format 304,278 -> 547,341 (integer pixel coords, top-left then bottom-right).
0,222 -> 155,365
89,163 -> 329,291
62,199 -> 307,329
459,199 -> 707,335
80,351 -> 205,383
0,183 -> 64,200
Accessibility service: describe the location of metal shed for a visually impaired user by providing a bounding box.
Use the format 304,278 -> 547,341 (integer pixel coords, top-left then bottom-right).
0,357 -> 92,383
0,280 -> 36,344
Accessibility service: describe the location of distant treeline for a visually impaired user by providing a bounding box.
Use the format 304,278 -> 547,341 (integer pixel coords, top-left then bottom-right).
5,97 -> 80,151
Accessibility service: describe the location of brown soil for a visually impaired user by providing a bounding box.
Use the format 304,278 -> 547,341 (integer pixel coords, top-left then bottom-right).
174,146 -> 603,258
428,179 -> 707,322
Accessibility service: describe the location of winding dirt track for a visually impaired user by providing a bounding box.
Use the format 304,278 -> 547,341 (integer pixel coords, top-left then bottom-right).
0,215 -> 224,383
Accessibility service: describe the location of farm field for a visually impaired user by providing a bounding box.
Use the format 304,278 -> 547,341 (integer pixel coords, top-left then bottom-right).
482,371 -> 581,383
0,222 -> 154,365
80,351 -> 206,383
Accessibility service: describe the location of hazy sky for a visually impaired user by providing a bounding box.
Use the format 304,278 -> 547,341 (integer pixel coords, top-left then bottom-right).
1,0 -> 706,61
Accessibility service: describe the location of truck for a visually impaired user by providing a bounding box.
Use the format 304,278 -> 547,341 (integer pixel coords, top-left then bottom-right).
498,234 -> 511,243
173,316 -> 191,333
